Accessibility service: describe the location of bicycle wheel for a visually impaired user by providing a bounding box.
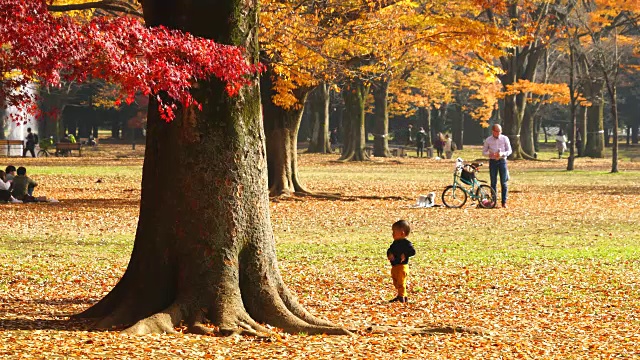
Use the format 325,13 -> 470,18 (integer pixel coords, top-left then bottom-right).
476,185 -> 497,209
442,185 -> 467,208
37,149 -> 48,157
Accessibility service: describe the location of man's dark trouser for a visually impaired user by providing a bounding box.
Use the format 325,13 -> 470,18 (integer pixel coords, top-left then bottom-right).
489,158 -> 508,205
23,147 -> 35,157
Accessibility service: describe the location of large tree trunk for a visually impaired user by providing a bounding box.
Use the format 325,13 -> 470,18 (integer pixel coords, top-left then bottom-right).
74,1 -> 348,336
262,70 -> 311,196
371,78 -> 391,157
306,83 -> 332,154
339,80 -> 370,161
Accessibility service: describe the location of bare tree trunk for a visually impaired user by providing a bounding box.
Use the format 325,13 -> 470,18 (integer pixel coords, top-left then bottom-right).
74,0 -> 348,336
306,83 -> 332,154
339,80 -> 370,161
609,86 -> 619,173
372,79 -> 390,157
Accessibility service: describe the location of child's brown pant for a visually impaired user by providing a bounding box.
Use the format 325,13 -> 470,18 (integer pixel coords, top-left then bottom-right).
391,264 -> 409,297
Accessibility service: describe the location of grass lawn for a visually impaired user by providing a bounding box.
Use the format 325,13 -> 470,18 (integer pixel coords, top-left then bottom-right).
0,144 -> 639,358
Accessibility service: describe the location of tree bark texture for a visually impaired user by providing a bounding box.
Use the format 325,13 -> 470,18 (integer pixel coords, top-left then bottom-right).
371,79 -> 391,157
75,0 -> 347,336
306,83 -> 332,154
261,69 -> 311,196
339,80 -> 370,161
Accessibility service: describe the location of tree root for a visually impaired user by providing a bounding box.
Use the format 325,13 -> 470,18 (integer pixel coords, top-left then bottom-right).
121,303 -> 183,335
366,325 -> 490,336
338,149 -> 370,162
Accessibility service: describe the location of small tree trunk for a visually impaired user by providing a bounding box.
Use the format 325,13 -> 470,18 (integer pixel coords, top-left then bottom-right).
503,94 -> 524,159
521,106 -> 535,157
306,83 -> 332,154
451,109 -> 464,151
610,87 -> 619,173
371,79 -> 391,157
339,80 -> 370,161
584,93 -> 605,158
74,0 -> 348,337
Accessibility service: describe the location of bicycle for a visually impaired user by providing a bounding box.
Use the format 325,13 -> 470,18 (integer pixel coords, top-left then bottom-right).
442,159 -> 497,209
37,138 -> 54,157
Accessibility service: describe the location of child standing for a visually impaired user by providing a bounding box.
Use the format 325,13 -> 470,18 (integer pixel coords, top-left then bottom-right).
387,220 -> 416,303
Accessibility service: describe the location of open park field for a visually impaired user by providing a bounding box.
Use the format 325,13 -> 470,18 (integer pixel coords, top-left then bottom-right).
1,144 -> 639,358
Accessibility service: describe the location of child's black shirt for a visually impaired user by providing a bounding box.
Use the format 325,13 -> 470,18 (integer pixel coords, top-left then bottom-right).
387,238 -> 416,266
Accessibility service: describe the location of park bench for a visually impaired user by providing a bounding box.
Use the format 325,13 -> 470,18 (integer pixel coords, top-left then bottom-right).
391,146 -> 408,157
0,139 -> 24,157
365,146 -> 373,156
55,142 -> 82,157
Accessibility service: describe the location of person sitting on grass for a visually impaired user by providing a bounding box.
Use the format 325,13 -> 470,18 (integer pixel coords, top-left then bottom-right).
10,166 -> 39,202
0,170 -> 22,203
5,165 -> 17,182
387,220 -> 416,303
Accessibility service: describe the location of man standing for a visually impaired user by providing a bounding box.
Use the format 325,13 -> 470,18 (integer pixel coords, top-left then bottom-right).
406,124 -> 413,146
23,127 -> 37,157
482,124 -> 512,208
415,127 -> 426,157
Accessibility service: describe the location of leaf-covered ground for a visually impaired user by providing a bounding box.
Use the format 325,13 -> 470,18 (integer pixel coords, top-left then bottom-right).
1,144 -> 639,358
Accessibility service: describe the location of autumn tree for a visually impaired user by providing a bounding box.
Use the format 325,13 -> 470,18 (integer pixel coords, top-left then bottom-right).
478,0 -> 579,159
321,0 -> 510,161
555,0 -> 640,170
259,0 -> 335,195
2,0 -> 348,335
577,1 -> 640,172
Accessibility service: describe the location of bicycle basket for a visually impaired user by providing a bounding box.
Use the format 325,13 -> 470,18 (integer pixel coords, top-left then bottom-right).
460,168 -> 476,185
39,138 -> 53,149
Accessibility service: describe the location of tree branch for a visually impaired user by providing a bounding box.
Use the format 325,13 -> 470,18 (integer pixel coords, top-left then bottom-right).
47,0 -> 142,18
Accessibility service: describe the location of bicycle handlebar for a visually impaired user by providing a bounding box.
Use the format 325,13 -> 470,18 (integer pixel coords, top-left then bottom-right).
467,162 -> 483,170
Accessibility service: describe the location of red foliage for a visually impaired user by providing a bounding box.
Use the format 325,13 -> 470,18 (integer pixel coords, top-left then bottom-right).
0,0 -> 260,121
